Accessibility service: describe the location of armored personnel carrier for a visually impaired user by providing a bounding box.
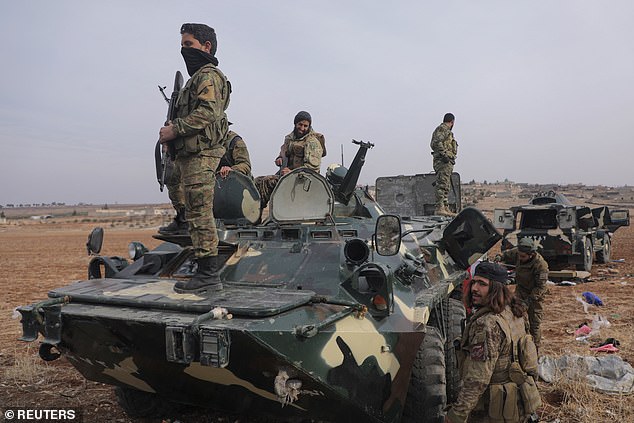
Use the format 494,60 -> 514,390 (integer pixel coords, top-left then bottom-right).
17,141 -> 501,423
493,190 -> 630,271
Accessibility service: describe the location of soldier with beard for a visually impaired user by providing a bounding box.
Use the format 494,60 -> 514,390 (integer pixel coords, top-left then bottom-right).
254,111 -> 326,209
159,23 -> 231,293
446,262 -> 540,423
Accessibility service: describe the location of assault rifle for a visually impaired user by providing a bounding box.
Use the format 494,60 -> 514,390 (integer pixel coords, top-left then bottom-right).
155,71 -> 184,192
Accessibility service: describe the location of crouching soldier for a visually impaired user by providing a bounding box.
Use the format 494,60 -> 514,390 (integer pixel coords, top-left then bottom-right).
446,262 -> 541,423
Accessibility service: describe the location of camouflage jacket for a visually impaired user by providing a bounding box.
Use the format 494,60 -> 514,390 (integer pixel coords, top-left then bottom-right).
430,122 -> 457,160
501,248 -> 549,302
218,131 -> 252,177
447,306 -> 527,423
280,128 -> 324,173
172,63 -> 230,158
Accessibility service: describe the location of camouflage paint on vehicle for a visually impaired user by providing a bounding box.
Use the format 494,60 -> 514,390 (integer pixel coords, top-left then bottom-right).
18,142 -> 501,423
494,191 -> 630,271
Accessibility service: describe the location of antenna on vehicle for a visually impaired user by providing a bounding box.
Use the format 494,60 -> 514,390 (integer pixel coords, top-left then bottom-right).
341,144 -> 344,166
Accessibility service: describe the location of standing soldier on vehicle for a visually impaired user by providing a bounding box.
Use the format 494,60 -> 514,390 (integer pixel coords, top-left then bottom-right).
255,111 -> 325,209
497,238 -> 549,348
446,262 -> 541,423
160,129 -> 252,235
158,23 -> 231,293
430,113 -> 458,217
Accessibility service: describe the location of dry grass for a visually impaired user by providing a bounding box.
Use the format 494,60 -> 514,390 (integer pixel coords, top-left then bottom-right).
3,346 -> 54,386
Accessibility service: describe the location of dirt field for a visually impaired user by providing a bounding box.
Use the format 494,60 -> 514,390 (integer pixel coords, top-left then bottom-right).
1,210 -> 633,423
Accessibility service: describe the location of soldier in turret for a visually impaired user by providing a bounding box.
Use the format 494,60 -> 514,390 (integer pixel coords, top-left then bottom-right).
217,130 -> 252,179
430,113 -> 458,217
446,262 -> 540,423
255,111 -> 326,209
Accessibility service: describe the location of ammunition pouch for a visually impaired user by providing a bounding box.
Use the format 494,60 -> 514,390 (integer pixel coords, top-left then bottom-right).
509,361 -> 527,385
489,382 -> 520,421
175,118 -> 228,158
519,376 -> 542,414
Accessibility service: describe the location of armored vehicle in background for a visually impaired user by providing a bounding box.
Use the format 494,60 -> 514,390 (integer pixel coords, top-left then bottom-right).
17,141 -> 501,423
493,190 -> 630,271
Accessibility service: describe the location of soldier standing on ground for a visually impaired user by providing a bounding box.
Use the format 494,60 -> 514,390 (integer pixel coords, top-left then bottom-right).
254,111 -> 325,209
159,23 -> 231,293
160,129 -> 253,235
446,262 -> 540,423
430,113 -> 458,217
497,238 -> 549,348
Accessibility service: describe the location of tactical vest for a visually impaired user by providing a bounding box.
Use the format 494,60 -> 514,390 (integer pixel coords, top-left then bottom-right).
173,64 -> 231,156
459,307 -> 541,420
286,131 -> 325,170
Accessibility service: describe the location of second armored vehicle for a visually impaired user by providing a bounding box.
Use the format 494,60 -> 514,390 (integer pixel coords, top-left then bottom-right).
493,190 -> 630,271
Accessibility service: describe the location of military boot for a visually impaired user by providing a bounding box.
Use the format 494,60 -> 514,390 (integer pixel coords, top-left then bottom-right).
173,256 -> 223,293
159,207 -> 188,235
435,205 -> 457,217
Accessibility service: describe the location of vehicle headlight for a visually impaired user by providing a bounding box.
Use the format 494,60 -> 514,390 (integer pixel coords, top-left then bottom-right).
128,242 -> 148,260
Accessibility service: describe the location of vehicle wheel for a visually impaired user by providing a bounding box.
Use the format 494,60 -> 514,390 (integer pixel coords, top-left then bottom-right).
596,234 -> 611,264
115,386 -> 167,418
426,297 -> 466,404
402,327 -> 446,423
576,238 -> 593,272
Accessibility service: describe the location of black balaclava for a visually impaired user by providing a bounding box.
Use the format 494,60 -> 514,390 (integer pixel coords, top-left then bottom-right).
181,47 -> 218,77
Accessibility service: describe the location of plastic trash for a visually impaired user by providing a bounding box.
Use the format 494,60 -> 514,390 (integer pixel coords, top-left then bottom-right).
582,291 -> 603,306
559,281 -> 576,286
576,296 -> 590,313
590,344 -> 619,353
587,315 -> 611,339
574,324 -> 592,337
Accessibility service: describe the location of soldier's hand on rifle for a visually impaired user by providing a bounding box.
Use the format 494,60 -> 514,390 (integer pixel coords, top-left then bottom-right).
159,122 -> 177,143
219,166 -> 232,179
281,167 -> 291,176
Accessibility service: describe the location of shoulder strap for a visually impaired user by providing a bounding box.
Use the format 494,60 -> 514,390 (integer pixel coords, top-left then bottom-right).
495,314 -> 516,362
228,134 -> 240,152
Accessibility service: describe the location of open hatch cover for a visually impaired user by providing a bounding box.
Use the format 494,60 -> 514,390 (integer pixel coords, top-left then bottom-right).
269,168 -> 334,223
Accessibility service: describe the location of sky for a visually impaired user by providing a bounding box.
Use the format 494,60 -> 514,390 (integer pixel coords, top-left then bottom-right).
1,0 -> 632,205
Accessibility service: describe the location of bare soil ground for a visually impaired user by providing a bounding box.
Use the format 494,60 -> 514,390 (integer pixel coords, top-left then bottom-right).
1,209 -> 633,423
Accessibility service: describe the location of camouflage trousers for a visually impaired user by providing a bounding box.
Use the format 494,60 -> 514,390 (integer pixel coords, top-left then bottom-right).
165,157 -> 186,212
517,289 -> 543,347
433,157 -> 454,207
174,152 -> 220,258
254,174 -> 280,209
